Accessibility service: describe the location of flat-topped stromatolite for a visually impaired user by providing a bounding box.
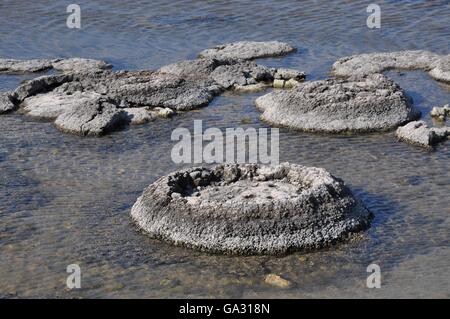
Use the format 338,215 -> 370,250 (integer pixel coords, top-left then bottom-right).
131,163 -> 372,255
255,74 -> 419,133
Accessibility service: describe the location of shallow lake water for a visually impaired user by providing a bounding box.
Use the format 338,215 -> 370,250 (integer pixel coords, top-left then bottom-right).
0,0 -> 449,298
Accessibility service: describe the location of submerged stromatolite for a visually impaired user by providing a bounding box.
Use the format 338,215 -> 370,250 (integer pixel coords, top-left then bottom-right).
131,163 -> 372,255
0,57 -> 111,74
11,70 -> 218,136
396,121 -> 450,149
255,74 -> 419,133
332,50 -> 450,83
198,41 -> 296,61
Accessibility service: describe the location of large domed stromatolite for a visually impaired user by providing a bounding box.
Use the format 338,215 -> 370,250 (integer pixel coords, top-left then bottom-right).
255,74 -> 420,133
131,163 -> 372,255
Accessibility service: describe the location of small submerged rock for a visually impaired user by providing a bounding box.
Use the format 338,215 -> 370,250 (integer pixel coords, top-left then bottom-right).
332,50 -> 450,83
131,163 -> 372,255
123,107 -> 174,125
0,92 -> 16,114
198,41 -> 296,61
396,121 -> 450,149
430,104 -> 449,121
255,74 -> 419,133
264,274 -> 292,288
429,55 -> 450,83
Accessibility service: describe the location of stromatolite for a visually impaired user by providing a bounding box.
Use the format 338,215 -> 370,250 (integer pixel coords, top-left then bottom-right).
131,163 -> 372,255
255,74 -> 419,133
332,50 -> 450,83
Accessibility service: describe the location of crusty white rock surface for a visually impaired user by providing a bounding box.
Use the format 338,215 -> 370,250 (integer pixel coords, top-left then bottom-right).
332,51 -> 450,83
198,41 -> 296,61
131,163 -> 372,255
396,121 -> 450,148
256,74 -> 419,133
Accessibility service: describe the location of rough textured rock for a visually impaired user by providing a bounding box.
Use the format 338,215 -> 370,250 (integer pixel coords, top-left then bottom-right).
0,57 -> 111,74
123,107 -> 174,125
256,74 -> 419,133
66,70 -> 218,111
332,51 -> 450,83
264,274 -> 292,288
272,68 -> 305,89
274,68 -> 306,81
0,92 -> 16,114
8,70 -> 214,135
54,98 -> 127,136
22,91 -> 101,119
13,73 -> 74,101
131,163 -> 372,255
430,104 -> 449,121
210,60 -> 274,89
429,55 -> 450,83
199,41 -> 296,61
1,47 -> 305,137
159,57 -> 304,91
51,58 -> 112,72
159,58 -> 221,83
396,121 -> 450,148
0,58 -> 57,73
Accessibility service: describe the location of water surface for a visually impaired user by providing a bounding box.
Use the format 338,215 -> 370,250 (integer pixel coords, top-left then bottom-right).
0,0 -> 449,298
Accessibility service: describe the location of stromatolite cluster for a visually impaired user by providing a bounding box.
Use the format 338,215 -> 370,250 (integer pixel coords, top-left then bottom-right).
0,41 -> 304,136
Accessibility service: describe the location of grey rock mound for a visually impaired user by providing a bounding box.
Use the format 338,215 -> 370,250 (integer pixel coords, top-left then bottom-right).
3,68 -> 220,136
54,98 -> 127,136
123,107 -> 174,125
9,70 -> 218,136
13,73 -> 74,101
51,58 -> 112,72
22,91 -> 101,119
199,41 -> 296,61
210,60 -> 274,89
0,92 -> 16,114
0,57 -> 111,74
0,58 -> 57,73
68,70 -> 217,111
396,121 -> 450,149
256,74 -> 419,133
1,45 -> 305,137
429,55 -> 450,83
159,58 -> 221,83
430,104 -> 449,121
160,57 -> 305,92
131,163 -> 372,255
332,50 -> 450,83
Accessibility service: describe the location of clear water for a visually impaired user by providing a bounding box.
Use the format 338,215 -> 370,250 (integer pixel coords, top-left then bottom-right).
0,0 -> 449,298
